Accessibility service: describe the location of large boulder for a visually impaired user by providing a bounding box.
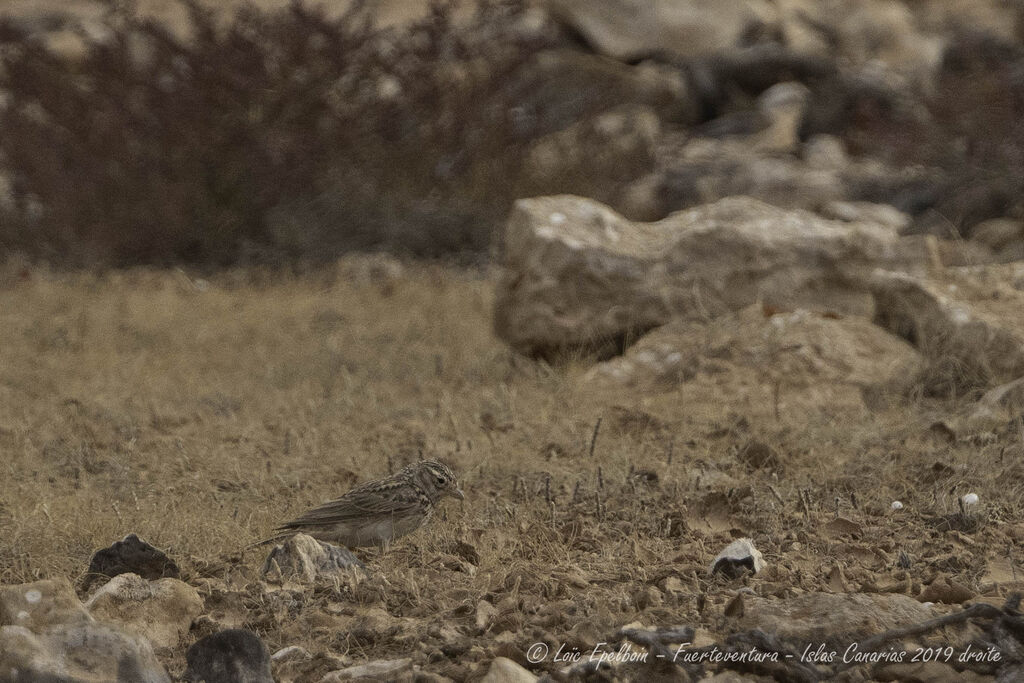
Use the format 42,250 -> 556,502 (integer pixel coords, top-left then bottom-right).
0,622 -> 170,683
494,195 -> 919,356
85,573 -> 203,649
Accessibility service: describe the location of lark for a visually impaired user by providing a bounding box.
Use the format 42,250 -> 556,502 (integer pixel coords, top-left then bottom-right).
258,460 -> 463,548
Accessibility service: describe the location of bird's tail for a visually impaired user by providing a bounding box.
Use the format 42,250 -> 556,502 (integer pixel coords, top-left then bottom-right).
244,532 -> 293,551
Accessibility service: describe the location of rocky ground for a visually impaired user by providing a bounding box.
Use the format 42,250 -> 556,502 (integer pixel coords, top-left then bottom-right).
1,245 -> 1023,681
2,0 -> 1024,682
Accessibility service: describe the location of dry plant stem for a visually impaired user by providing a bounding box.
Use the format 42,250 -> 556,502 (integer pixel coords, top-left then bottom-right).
589,417 -> 602,458
773,380 -> 781,421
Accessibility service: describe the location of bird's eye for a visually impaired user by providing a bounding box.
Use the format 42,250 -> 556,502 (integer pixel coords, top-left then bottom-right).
436,476 -> 446,485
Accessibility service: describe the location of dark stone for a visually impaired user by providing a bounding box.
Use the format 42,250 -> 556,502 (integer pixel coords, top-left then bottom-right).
711,554 -> 760,579
85,533 -> 180,588
184,630 -> 273,683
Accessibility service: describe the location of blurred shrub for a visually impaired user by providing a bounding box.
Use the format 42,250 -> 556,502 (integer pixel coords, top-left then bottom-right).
0,0 -> 555,266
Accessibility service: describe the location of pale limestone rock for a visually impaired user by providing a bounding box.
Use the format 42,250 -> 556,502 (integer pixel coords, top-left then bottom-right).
496,195 -> 917,356
85,573 -> 202,649
0,578 -> 92,631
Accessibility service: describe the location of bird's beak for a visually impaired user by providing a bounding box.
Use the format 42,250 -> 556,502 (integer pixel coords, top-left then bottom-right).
453,488 -> 465,500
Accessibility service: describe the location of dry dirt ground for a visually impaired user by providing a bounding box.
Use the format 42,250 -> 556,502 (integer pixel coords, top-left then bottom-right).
1,261 -> 1023,679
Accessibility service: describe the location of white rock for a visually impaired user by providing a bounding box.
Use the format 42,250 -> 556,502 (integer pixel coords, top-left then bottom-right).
709,538 -> 765,578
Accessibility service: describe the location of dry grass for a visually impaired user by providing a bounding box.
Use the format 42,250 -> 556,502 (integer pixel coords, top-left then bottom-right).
1,262 -> 1023,676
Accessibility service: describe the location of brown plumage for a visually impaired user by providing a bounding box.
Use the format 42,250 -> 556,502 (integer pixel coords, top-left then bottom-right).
257,460 -> 463,548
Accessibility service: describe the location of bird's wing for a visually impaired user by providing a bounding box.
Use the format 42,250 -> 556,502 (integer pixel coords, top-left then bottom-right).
276,488 -> 423,530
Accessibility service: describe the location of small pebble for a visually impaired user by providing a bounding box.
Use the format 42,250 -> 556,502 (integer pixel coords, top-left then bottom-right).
962,493 -> 979,506
890,501 -> 904,511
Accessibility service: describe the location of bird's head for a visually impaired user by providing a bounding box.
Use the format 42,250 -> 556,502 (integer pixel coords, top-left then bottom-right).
415,460 -> 464,502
